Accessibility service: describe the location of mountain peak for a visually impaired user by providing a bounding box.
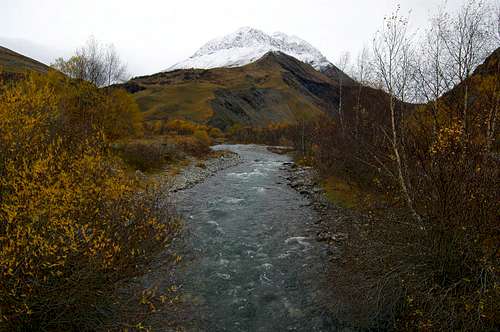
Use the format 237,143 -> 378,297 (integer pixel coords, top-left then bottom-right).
166,27 -> 332,72
235,26 -> 262,34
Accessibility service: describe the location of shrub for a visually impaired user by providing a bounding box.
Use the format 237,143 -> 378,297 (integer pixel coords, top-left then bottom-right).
395,116 -> 500,331
115,139 -> 179,172
171,135 -> 211,157
7,71 -> 144,142
208,127 -> 224,139
161,119 -> 207,136
228,123 -> 295,145
193,129 -> 212,145
0,72 -> 180,330
102,88 -> 144,140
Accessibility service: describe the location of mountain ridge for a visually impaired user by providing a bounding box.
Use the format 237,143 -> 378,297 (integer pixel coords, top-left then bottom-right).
166,27 -> 333,72
121,51 -> 381,130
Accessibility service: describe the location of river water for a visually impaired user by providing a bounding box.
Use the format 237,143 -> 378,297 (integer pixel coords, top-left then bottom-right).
174,144 -> 335,331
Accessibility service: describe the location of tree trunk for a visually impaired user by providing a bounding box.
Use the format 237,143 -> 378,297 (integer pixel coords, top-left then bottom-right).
390,95 -> 421,223
486,62 -> 499,153
339,78 -> 344,131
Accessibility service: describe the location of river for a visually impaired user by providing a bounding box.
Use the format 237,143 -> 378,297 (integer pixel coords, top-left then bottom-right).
174,144 -> 336,331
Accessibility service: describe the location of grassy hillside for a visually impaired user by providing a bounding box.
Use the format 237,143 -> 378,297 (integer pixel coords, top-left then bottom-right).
135,81 -> 217,123
122,52 -> 349,130
0,45 -> 49,74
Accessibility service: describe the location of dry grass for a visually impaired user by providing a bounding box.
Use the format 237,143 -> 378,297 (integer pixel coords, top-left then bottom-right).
136,82 -> 217,123
114,133 -> 213,174
322,176 -> 362,209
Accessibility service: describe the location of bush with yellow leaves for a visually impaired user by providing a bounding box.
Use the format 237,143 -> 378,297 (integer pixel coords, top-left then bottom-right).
0,72 -> 180,330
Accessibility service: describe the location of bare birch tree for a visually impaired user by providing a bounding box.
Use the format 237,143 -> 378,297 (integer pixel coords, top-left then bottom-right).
351,46 -> 372,139
438,0 -> 497,135
373,6 -> 421,222
413,6 -> 449,137
52,37 -> 128,87
353,46 -> 371,87
103,44 -> 128,87
336,51 -> 351,130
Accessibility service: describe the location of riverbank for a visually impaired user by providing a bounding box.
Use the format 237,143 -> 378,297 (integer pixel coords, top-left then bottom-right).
168,150 -> 242,192
283,163 -> 359,248
137,149 -> 242,193
284,162 -> 380,330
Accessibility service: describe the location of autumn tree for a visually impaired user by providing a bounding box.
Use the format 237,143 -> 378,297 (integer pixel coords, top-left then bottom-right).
52,36 -> 128,87
372,6 -> 420,222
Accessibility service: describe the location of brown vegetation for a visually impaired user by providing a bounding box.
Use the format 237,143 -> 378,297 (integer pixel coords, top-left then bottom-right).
114,133 -> 213,173
325,25 -> 497,332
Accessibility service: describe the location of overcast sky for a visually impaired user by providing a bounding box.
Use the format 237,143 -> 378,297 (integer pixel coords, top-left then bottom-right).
1,0 -> 468,76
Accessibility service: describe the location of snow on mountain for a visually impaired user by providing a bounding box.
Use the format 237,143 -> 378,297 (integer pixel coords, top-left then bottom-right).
166,27 -> 332,72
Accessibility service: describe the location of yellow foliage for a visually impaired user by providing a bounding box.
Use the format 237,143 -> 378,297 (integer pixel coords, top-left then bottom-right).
430,120 -> 464,156
208,127 -> 224,139
102,88 -> 144,139
0,72 -> 179,329
155,118 -> 208,136
5,71 -> 145,141
170,134 -> 212,157
193,129 -> 212,146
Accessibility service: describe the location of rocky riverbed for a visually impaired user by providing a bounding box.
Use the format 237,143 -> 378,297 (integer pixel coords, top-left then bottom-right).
167,150 -> 242,192
283,162 -> 378,331
282,164 -> 352,254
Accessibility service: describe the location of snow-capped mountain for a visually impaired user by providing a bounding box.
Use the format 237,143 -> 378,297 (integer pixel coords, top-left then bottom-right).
166,27 -> 332,72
